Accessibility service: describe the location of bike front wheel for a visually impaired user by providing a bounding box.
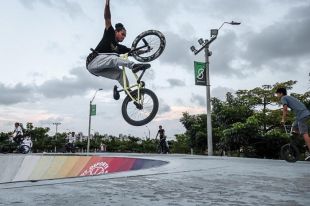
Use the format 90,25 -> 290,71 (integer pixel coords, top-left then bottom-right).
131,30 -> 166,63
20,145 -> 31,154
122,88 -> 158,126
280,144 -> 300,163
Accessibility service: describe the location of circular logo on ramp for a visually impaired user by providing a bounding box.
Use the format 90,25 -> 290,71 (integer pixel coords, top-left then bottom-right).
80,162 -> 109,176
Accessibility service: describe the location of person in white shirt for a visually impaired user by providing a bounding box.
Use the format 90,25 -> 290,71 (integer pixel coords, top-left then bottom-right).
67,132 -> 76,144
23,137 -> 33,148
12,122 -> 23,144
65,132 -> 76,153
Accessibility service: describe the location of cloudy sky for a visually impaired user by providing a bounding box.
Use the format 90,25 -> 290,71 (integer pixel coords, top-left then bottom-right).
1,0 -> 309,138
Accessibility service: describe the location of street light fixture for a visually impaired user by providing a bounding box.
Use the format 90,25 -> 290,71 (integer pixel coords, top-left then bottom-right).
190,21 -> 241,156
145,125 -> 150,140
87,88 -> 103,155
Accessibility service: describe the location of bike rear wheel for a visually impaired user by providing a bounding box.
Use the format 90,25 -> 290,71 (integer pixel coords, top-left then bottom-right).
122,88 -> 158,126
280,144 -> 300,163
20,145 -> 30,154
131,30 -> 166,62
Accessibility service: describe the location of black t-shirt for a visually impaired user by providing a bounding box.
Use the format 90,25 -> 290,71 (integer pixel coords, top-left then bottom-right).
158,129 -> 165,139
95,26 -> 131,54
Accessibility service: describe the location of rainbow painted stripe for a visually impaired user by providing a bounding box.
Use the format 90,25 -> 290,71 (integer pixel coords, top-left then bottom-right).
0,155 -> 167,183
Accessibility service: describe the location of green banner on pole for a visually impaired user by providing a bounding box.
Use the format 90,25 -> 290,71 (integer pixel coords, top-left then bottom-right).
194,61 -> 207,86
90,104 -> 96,116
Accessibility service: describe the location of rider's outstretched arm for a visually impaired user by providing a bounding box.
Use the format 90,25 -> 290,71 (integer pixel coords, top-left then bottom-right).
104,0 -> 112,29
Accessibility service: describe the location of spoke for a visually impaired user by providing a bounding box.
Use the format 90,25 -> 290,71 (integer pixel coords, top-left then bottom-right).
125,91 -> 155,122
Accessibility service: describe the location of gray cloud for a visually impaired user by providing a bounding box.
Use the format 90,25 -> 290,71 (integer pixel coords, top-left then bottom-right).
126,0 -> 183,26
158,99 -> 171,114
160,30 -> 243,77
19,0 -> 86,19
242,4 -> 310,70
191,93 -> 206,107
0,83 -> 35,105
167,79 -> 186,88
212,86 -> 235,101
38,117 -> 65,128
211,31 -> 242,76
132,0 -> 310,78
38,67 -> 111,98
128,0 -> 259,28
0,67 -> 115,105
175,98 -> 184,105
159,31 -> 194,70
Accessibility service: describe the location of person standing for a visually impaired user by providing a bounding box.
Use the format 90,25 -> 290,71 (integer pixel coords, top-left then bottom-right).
156,125 -> 169,154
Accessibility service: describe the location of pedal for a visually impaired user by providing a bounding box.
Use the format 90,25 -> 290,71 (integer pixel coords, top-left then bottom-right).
113,85 -> 120,100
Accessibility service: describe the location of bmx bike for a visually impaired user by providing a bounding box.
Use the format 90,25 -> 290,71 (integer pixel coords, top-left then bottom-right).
65,142 -> 76,153
12,136 -> 32,154
156,137 -> 169,154
280,124 -> 309,163
115,30 -> 166,126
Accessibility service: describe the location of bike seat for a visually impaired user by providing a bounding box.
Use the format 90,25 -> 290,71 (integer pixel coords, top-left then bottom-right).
132,63 -> 151,73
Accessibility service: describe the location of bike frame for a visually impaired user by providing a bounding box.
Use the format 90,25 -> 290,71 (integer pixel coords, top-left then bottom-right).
119,53 -> 147,105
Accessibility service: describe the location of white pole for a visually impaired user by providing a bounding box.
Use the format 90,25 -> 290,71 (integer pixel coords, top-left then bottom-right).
205,45 -> 213,156
87,101 -> 91,155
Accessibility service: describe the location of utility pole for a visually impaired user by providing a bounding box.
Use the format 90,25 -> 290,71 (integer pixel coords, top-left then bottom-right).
87,89 -> 103,155
145,126 -> 150,140
191,21 -> 241,156
53,122 -> 61,153
262,85 -> 271,134
204,42 -> 213,156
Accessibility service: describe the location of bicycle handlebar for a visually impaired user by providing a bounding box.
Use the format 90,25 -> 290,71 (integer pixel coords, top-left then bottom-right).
90,37 -> 150,56
129,38 -> 150,55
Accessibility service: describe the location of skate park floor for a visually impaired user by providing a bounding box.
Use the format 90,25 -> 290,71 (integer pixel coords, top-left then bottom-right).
0,153 -> 309,206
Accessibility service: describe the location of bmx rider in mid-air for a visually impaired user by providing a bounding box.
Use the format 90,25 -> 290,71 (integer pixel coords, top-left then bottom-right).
86,0 -> 150,99
276,87 -> 310,160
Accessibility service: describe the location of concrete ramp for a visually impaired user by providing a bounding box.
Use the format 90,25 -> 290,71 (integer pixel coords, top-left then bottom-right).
0,154 -> 167,183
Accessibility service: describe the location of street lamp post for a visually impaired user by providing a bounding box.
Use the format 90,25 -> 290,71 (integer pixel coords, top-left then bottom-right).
262,84 -> 272,134
190,21 -> 241,156
87,88 -> 103,155
145,125 -> 150,140
53,122 -> 61,153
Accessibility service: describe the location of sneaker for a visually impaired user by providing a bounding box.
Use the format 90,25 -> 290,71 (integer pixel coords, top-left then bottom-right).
113,85 -> 120,100
132,63 -> 151,73
305,151 -> 310,161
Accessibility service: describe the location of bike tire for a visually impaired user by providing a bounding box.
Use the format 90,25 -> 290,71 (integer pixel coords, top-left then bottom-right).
122,88 -> 158,126
131,30 -> 166,62
20,145 -> 30,154
280,144 -> 300,163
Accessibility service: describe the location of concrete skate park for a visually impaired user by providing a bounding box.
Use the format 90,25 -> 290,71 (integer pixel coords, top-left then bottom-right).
0,153 -> 309,206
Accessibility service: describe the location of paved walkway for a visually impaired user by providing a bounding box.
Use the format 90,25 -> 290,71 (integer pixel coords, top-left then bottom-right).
0,154 -> 309,206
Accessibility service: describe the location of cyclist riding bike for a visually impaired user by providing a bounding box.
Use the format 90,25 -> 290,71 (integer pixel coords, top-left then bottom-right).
276,88 -> 310,160
86,0 -> 150,100
12,122 -> 24,145
65,132 -> 76,153
156,125 -> 169,153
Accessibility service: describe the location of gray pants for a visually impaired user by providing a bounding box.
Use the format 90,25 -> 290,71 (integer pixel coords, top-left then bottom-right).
292,115 -> 310,135
86,53 -> 135,87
